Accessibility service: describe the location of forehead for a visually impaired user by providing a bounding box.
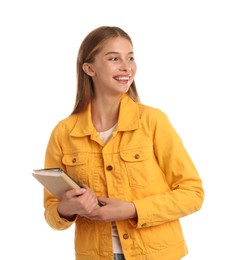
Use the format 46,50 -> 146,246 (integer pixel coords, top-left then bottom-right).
99,37 -> 133,54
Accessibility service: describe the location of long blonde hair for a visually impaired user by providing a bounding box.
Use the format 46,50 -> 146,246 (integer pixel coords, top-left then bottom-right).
71,26 -> 140,114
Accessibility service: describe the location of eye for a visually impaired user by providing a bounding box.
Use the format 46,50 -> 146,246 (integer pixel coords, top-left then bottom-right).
128,56 -> 135,61
109,57 -> 119,61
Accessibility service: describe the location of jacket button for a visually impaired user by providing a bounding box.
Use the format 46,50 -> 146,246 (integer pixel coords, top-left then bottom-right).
106,165 -> 113,171
134,154 -> 140,159
123,233 -> 129,239
72,158 -> 77,163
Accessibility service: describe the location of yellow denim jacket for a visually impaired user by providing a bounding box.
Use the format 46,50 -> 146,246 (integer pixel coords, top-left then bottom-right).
44,94 -> 204,260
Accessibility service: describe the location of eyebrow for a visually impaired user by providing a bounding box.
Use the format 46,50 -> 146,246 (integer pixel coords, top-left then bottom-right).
104,51 -> 134,56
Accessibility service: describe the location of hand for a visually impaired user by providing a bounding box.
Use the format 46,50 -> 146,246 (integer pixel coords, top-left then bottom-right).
57,186 -> 99,219
83,197 -> 138,222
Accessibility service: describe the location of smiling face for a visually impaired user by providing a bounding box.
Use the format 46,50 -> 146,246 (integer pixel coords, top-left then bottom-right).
83,36 -> 137,98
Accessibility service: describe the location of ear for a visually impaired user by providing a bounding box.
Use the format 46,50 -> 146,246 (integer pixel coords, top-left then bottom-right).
82,63 -> 95,77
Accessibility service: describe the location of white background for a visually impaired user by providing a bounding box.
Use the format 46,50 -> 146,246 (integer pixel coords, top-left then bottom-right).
0,0 -> 237,259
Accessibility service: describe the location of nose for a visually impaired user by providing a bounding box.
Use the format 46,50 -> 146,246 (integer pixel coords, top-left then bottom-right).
119,60 -> 131,72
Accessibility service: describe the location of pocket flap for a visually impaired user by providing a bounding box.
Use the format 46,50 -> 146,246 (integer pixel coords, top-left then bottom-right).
120,148 -> 149,162
62,153 -> 87,166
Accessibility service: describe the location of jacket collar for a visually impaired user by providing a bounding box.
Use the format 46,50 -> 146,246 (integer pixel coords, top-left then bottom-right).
70,94 -> 140,137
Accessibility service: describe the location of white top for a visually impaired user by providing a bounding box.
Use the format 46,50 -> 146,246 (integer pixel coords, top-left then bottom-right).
97,124 -> 116,144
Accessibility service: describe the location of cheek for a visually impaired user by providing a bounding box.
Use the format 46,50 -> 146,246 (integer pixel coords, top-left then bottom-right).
98,63 -> 114,74
132,64 -> 137,76
94,66 -> 111,79
132,63 -> 137,72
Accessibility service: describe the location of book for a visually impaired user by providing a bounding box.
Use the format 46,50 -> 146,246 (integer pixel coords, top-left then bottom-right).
32,168 -> 82,200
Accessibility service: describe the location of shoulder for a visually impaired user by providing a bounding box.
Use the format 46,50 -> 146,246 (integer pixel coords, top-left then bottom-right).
137,102 -> 169,122
135,102 -> 177,135
51,114 -> 79,134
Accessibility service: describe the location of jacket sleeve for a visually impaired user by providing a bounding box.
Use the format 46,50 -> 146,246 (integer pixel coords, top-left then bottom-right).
132,110 -> 204,229
43,122 -> 76,230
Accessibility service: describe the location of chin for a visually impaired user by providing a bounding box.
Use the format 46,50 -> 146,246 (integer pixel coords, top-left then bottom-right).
118,85 -> 130,93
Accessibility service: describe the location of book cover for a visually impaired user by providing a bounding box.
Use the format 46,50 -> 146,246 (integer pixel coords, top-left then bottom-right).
32,168 -> 82,200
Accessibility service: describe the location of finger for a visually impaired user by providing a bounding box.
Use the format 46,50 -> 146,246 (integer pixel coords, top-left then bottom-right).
64,188 -> 86,199
97,197 -> 109,205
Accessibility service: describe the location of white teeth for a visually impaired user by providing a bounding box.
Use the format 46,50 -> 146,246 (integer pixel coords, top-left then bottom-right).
115,77 -> 129,80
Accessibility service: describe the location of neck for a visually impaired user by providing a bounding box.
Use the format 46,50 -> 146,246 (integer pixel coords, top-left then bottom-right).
91,95 -> 122,132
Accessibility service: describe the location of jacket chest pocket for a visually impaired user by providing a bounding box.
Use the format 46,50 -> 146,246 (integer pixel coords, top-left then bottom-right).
120,146 -> 154,188
62,153 -> 88,186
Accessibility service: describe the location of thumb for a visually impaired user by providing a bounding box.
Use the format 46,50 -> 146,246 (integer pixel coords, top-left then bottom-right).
74,187 -> 87,195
